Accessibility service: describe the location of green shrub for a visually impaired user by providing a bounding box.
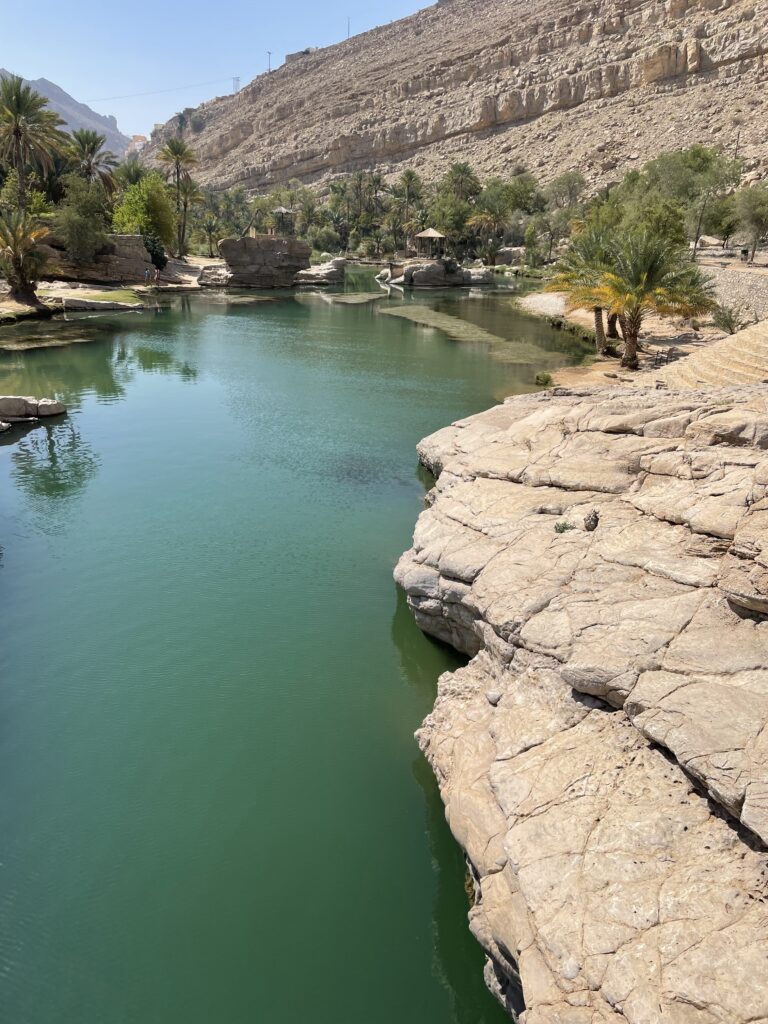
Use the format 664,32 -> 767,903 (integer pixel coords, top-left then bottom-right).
142,233 -> 168,270
535,371 -> 553,386
712,302 -> 750,335
53,174 -> 108,264
554,521 -> 575,534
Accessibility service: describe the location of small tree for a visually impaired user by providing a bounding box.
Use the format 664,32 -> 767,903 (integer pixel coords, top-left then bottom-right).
53,174 -> 109,264
590,231 -> 715,369
112,172 -> 176,250
547,227 -> 617,354
735,184 -> 768,261
0,209 -> 50,305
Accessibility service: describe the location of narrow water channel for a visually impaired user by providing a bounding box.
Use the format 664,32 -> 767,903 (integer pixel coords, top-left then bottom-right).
0,282 -> 589,1023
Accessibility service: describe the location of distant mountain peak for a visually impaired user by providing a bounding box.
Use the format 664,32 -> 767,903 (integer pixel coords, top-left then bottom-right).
0,69 -> 129,156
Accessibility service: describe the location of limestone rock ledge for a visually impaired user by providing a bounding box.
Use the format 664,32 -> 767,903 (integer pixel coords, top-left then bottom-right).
395,386 -> 768,1022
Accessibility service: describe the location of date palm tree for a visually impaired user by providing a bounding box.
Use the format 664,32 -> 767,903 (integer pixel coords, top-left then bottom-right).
547,227 -> 616,353
0,74 -> 68,211
177,176 -> 202,256
158,137 -> 197,255
553,230 -> 715,369
69,129 -> 118,192
0,209 -> 50,305
443,162 -> 481,202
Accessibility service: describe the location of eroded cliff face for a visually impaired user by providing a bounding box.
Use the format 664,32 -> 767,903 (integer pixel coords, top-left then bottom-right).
395,386 -> 768,1022
148,0 -> 767,192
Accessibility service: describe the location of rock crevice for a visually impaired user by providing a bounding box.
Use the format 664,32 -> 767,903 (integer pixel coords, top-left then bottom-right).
396,386 -> 768,1022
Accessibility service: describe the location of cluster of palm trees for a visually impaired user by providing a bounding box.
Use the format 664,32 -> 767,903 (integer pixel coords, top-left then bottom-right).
0,73 -> 209,304
548,227 -> 715,368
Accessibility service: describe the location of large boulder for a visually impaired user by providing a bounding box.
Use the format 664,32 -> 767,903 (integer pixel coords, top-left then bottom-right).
294,258 -> 347,285
213,235 -> 311,288
41,234 -> 153,284
495,246 -> 524,266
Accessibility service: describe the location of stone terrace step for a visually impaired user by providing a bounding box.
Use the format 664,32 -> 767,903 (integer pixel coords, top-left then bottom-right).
652,319 -> 768,389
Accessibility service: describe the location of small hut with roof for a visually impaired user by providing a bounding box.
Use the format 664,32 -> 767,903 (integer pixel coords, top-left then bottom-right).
414,228 -> 446,259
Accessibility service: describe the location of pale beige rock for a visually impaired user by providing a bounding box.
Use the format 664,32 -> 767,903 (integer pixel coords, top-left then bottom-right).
396,385 -> 768,1022
212,235 -> 311,288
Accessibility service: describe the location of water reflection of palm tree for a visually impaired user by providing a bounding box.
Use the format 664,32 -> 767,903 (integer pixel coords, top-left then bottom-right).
11,419 -> 99,513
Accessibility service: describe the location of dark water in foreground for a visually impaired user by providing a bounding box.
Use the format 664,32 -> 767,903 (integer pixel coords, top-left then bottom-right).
0,283 -> 588,1023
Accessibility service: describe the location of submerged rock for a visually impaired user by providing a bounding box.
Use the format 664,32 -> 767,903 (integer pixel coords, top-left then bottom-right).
396,385 -> 768,1022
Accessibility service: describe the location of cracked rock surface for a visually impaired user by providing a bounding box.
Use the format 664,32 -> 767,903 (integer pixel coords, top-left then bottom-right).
395,386 -> 768,1022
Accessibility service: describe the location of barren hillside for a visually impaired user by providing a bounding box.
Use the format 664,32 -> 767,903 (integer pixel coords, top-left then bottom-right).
148,0 -> 768,191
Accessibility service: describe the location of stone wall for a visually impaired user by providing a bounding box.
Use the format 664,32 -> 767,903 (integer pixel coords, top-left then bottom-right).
41,234 -> 153,284
705,264 -> 768,321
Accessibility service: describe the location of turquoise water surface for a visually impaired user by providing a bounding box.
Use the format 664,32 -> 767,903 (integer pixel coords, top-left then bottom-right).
0,284 -> 588,1023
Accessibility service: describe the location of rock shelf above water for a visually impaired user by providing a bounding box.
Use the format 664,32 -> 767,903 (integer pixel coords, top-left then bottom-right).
0,395 -> 66,432
395,385 -> 768,1022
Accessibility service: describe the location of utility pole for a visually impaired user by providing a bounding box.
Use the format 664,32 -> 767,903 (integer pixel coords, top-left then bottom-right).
734,128 -> 741,160
267,51 -> 272,73
347,17 -> 351,39
232,76 -> 240,93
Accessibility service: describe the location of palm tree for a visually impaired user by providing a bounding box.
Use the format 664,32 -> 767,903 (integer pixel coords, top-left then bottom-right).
0,75 -> 68,211
556,230 -> 715,369
158,137 -> 197,255
0,209 -> 50,305
115,156 -> 147,189
547,227 -> 617,353
443,162 -> 481,202
398,169 -> 421,223
69,129 -> 118,192
177,177 -> 202,256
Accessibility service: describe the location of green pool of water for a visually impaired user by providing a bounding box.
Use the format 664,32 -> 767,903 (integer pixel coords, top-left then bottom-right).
0,284 -> 588,1023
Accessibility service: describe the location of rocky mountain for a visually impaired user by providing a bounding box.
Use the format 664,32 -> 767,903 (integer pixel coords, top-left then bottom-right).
147,0 -> 768,193
0,69 -> 129,156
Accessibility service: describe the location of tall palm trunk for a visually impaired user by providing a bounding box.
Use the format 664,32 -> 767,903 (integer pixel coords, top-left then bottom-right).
593,307 -> 607,354
14,138 -> 26,212
620,310 -> 643,369
606,313 -> 620,339
175,163 -> 182,257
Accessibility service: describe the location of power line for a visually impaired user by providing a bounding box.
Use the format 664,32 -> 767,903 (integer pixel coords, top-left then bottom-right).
85,78 -> 233,103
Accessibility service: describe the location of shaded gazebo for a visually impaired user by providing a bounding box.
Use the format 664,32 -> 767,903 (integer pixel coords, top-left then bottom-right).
415,228 -> 446,259
270,206 -> 295,236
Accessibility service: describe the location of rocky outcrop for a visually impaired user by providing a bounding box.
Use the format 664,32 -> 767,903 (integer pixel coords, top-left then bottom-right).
40,234 -> 153,284
391,260 -> 493,287
200,236 -> 311,288
395,386 -> 768,1022
146,0 -> 768,193
0,395 -> 66,432
294,257 -> 347,285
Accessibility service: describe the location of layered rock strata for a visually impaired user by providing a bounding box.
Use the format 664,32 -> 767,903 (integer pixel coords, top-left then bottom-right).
199,236 -> 311,288
146,0 -> 768,193
395,386 -> 768,1022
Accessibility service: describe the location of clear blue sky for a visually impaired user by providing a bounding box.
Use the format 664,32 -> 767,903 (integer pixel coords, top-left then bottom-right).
3,0 -> 428,137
